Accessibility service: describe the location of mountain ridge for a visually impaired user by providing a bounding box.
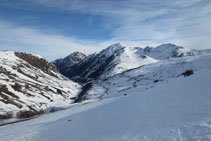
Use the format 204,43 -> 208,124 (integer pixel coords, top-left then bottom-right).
53,43 -> 202,83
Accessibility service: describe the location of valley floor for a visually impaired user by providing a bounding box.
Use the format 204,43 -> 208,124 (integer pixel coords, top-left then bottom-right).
1,69 -> 211,141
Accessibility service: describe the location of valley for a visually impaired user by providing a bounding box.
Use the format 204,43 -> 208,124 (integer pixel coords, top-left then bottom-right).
1,43 -> 211,140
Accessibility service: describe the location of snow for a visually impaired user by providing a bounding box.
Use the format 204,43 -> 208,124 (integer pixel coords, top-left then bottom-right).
0,51 -> 20,62
101,43 -> 124,57
1,69 -> 211,140
1,45 -> 211,140
135,43 -> 199,60
32,54 -> 44,59
0,51 -> 80,117
81,52 -> 210,101
112,47 -> 158,75
100,45 -> 158,77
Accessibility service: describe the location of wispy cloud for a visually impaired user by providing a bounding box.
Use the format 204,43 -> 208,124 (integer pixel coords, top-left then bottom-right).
0,21 -> 108,60
0,0 -> 211,60
32,0 -> 211,49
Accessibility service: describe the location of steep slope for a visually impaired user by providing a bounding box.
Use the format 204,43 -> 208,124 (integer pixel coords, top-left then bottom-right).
108,46 -> 157,76
85,52 -> 211,100
135,43 -> 200,60
54,43 -> 157,83
52,52 -> 86,78
0,51 -> 80,119
1,68 -> 211,140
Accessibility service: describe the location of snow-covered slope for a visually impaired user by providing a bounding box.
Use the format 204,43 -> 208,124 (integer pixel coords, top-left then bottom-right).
108,46 -> 157,76
1,43 -> 211,140
135,43 -> 200,60
1,68 -> 211,141
0,51 -> 80,119
54,43 -> 157,83
85,52 -> 211,100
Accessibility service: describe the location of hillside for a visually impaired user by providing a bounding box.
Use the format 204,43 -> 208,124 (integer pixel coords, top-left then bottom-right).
0,51 -> 80,119
1,68 -> 211,140
85,52 -> 211,100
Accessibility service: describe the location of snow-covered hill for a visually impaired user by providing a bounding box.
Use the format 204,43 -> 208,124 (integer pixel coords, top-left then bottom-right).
135,43 -> 200,60
1,68 -> 211,141
0,51 -> 80,119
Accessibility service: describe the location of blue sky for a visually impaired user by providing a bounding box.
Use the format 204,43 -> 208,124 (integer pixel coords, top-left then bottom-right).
0,0 -> 211,61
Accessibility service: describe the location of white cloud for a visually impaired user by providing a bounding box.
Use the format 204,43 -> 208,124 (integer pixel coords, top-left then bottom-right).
0,20 -> 165,61
0,21 -> 108,61
29,0 -> 211,49
0,0 -> 211,60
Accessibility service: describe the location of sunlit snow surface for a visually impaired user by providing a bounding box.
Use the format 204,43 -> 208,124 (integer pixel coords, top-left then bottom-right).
86,53 -> 211,100
1,49 -> 211,141
1,68 -> 211,141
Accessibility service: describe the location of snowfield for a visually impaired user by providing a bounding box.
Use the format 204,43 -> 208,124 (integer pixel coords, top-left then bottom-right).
0,68 -> 211,141
111,46 -> 158,76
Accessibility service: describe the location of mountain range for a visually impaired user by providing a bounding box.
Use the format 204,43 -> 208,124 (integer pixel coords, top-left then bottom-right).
53,43 -> 201,83
1,43 -> 211,140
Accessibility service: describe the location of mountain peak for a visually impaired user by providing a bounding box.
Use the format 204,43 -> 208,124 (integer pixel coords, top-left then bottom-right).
135,43 -> 199,60
100,43 -> 125,57
53,52 -> 86,66
156,43 -> 183,50
66,51 -> 86,58
108,43 -> 123,48
52,52 -> 87,80
107,43 -> 125,51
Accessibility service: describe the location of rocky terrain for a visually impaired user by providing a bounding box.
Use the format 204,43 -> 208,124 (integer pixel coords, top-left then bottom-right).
0,51 -> 80,120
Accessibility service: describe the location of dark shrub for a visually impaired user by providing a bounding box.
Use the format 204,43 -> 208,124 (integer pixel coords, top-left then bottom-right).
17,111 -> 36,119
182,70 -> 194,77
0,112 -> 13,120
49,107 -> 65,113
154,80 -> 159,83
17,110 -> 44,119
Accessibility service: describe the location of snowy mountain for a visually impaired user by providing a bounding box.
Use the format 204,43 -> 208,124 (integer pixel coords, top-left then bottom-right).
1,43 -> 211,140
54,43 -> 202,83
54,43 -> 157,83
52,52 -> 86,78
85,52 -> 211,100
0,51 -> 80,119
135,43 -> 200,60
